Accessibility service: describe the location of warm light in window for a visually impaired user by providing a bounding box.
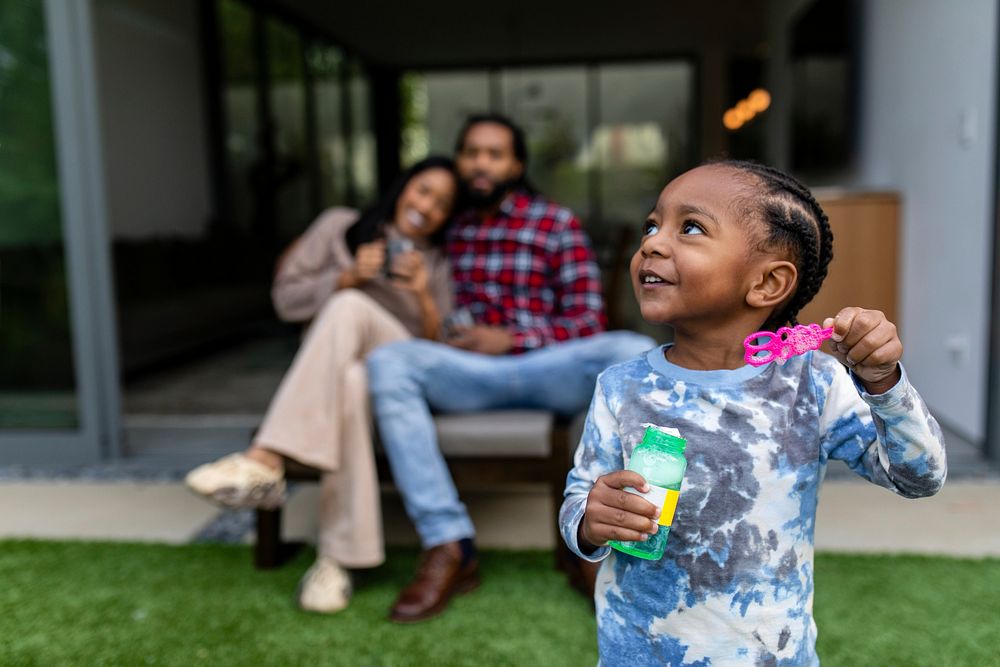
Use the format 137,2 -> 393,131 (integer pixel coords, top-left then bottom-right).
748,89 -> 771,113
722,88 -> 772,131
723,109 -> 742,130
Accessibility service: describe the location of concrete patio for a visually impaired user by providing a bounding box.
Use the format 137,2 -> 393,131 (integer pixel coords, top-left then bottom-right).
2,477 -> 998,558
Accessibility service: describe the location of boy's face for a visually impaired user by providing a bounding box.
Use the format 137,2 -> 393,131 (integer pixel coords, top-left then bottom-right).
629,165 -> 762,328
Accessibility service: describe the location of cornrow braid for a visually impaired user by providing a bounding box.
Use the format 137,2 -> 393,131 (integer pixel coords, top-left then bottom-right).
718,159 -> 834,329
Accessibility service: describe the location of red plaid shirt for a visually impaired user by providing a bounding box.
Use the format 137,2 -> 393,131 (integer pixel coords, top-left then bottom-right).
446,190 -> 607,354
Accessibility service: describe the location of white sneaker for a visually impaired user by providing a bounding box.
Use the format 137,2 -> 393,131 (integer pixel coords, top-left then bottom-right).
184,453 -> 286,510
297,557 -> 352,614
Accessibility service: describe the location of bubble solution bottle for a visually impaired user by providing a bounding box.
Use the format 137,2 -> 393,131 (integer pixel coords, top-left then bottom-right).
609,426 -> 687,560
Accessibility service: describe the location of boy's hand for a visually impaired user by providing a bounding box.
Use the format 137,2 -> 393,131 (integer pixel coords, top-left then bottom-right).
823,307 -> 902,395
579,471 -> 660,552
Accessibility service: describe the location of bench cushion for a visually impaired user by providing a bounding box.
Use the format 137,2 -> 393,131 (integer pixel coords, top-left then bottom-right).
388,410 -> 557,458
436,410 -> 554,457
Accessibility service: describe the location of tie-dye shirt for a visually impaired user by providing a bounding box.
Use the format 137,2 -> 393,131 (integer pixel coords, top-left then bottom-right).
560,346 -> 947,667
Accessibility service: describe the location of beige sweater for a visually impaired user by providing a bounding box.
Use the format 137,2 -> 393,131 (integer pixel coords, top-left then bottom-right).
271,207 -> 453,336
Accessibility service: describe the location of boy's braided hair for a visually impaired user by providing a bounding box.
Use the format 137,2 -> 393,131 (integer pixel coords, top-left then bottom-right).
719,159 -> 834,330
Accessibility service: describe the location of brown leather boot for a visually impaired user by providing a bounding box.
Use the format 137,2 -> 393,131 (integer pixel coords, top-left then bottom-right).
389,541 -> 480,623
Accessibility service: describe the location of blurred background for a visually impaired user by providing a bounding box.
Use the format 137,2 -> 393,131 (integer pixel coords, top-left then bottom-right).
1,0 -> 997,474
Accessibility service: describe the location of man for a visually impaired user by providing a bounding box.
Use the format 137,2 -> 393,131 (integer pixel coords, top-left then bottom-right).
367,113 -> 654,622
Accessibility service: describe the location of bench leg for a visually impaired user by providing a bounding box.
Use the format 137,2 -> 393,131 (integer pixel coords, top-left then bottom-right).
254,508 -> 283,569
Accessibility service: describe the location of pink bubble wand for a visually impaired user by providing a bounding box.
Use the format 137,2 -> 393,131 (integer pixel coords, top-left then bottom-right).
743,323 -> 834,367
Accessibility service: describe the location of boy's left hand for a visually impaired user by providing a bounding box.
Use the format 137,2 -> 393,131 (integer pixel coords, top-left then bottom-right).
823,307 -> 902,395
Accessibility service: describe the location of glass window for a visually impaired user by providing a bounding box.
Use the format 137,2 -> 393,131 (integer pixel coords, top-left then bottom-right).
593,62 -> 695,335
0,0 -> 79,428
501,67 -> 590,219
308,43 -> 349,208
595,62 -> 695,226
347,59 -> 377,205
266,18 -> 311,242
218,0 -> 259,237
401,70 -> 491,166
789,0 -> 856,177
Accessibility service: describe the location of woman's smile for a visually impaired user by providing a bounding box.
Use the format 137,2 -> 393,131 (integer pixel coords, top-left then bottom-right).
404,208 -> 427,229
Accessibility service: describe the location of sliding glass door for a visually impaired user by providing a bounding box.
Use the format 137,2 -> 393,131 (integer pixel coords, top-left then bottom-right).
0,0 -> 120,464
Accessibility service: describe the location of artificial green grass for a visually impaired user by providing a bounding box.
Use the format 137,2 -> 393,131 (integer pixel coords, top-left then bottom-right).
813,553 -> 1000,667
0,541 -> 595,667
0,541 -> 997,666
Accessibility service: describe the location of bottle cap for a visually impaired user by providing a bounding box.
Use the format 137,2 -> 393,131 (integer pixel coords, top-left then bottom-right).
643,425 -> 687,452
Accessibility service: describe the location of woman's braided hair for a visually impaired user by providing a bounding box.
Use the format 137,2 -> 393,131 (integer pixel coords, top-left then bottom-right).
718,159 -> 834,330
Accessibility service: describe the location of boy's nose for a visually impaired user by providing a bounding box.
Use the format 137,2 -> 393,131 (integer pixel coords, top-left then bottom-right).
641,232 -> 671,258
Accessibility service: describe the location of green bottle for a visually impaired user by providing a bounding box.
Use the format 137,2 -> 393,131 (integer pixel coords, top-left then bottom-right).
609,426 -> 687,560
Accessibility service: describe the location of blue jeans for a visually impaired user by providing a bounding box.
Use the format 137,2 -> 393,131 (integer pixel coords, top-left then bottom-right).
366,331 -> 656,548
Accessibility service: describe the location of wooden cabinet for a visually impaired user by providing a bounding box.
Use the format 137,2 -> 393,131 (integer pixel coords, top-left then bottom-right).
797,191 -> 899,327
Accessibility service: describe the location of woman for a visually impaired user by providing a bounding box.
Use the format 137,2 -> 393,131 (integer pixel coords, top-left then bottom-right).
186,156 -> 459,613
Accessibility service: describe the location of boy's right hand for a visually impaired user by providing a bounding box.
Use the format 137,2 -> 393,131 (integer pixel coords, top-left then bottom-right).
579,471 -> 660,552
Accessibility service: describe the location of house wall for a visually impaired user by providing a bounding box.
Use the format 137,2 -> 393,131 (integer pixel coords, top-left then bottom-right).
849,0 -> 998,443
93,0 -> 213,240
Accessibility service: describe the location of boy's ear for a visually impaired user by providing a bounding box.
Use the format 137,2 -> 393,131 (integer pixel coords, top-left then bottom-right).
746,260 -> 798,310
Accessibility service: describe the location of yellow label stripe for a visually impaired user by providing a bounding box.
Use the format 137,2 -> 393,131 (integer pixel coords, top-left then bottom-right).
658,489 -> 680,527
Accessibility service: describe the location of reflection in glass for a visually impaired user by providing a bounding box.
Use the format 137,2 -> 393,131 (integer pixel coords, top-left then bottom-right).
219,0 -> 259,237
267,18 -> 311,242
401,71 -> 491,166
595,62 -> 694,336
501,67 -> 590,219
309,43 -> 349,208
596,62 -> 695,225
0,0 -> 79,428
348,59 -> 377,205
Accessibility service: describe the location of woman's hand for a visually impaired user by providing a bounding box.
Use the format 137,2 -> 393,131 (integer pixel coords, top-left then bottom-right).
823,307 -> 903,394
578,471 -> 659,552
351,240 -> 386,285
389,250 -> 430,294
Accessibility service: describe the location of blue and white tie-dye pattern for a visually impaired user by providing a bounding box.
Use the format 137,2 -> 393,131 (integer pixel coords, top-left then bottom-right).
560,346 -> 946,667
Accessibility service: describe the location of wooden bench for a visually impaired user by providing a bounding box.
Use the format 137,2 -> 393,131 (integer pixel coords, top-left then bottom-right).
254,410 -> 580,569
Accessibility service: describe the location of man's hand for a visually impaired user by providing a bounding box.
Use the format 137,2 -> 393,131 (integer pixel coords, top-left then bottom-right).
578,471 -> 659,552
447,325 -> 514,355
823,307 -> 902,394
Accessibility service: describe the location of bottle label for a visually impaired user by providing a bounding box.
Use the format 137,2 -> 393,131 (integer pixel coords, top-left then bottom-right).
624,484 -> 681,527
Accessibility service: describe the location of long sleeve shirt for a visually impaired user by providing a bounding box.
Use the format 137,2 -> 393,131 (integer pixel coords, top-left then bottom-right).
446,190 -> 607,353
271,207 -> 453,336
560,346 -> 947,667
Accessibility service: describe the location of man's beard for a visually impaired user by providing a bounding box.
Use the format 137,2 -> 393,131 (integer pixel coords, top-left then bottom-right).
460,176 -> 520,209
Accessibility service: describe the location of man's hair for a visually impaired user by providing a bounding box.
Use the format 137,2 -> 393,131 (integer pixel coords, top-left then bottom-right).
454,113 -> 537,194
717,159 -> 835,330
455,113 -> 529,166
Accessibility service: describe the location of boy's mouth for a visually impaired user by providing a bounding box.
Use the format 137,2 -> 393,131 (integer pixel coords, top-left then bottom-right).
638,268 -> 671,286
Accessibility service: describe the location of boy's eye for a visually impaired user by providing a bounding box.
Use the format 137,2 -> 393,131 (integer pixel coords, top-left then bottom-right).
681,220 -> 704,235
642,220 -> 659,237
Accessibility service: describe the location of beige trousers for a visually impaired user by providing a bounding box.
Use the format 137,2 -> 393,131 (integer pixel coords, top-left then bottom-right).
255,289 -> 410,567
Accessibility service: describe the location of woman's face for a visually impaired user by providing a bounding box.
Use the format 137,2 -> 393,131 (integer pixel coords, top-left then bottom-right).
392,167 -> 457,238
